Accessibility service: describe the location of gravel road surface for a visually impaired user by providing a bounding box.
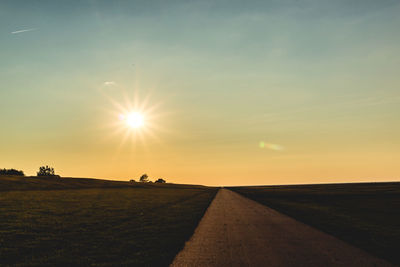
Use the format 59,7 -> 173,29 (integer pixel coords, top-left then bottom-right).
171,189 -> 391,267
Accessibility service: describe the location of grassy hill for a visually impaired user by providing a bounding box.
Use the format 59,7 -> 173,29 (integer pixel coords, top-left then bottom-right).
0,176 -> 217,266
0,175 -> 207,191
229,182 -> 400,265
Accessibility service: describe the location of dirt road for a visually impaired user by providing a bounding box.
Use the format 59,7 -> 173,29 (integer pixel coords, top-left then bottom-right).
171,189 -> 391,267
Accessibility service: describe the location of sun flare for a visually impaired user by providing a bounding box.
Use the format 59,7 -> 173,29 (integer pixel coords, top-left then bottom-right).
124,112 -> 145,129
101,85 -> 168,150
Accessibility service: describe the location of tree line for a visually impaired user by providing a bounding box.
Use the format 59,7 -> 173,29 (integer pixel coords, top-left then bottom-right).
0,166 -> 59,177
0,168 -> 24,176
1,168 -> 167,183
130,174 -> 166,183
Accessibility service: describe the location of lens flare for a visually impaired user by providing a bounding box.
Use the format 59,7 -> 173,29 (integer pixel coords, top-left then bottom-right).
259,141 -> 284,151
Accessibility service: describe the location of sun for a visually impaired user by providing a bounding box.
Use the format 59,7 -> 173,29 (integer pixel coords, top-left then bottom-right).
125,112 -> 144,129
100,84 -> 167,148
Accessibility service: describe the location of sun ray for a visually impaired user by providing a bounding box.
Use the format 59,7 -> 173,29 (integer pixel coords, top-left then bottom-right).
97,75 -> 176,162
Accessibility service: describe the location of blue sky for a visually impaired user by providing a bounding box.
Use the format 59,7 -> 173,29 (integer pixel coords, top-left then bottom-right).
1,0 -> 399,185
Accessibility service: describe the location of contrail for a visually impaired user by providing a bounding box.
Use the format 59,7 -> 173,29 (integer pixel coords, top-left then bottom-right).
11,28 -> 37,34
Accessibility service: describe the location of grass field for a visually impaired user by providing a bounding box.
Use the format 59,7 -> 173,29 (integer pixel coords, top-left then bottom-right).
229,182 -> 400,265
0,176 -> 217,266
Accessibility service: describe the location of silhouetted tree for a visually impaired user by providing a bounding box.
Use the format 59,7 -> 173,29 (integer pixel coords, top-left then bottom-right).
139,174 -> 149,182
129,179 -> 136,183
0,168 -> 24,176
155,178 -> 166,183
37,165 -> 58,177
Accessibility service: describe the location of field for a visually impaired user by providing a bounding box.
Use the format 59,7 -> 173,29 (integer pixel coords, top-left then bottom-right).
229,182 -> 400,265
0,176 -> 217,266
0,175 -> 205,191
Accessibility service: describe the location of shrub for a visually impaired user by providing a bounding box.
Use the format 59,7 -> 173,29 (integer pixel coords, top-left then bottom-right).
0,168 -> 24,176
139,174 -> 149,182
37,166 -> 59,177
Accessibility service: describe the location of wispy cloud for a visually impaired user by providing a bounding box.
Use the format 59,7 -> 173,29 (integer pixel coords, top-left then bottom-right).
11,28 -> 37,34
104,81 -> 116,86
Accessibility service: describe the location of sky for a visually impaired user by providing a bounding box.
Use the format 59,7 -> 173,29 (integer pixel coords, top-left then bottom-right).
1,0 -> 399,186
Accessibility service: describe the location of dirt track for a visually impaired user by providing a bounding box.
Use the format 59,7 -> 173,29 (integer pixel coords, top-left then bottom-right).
171,189 -> 391,267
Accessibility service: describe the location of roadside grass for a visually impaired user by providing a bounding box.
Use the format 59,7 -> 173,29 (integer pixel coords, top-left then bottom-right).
229,182 -> 400,265
0,180 -> 217,266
